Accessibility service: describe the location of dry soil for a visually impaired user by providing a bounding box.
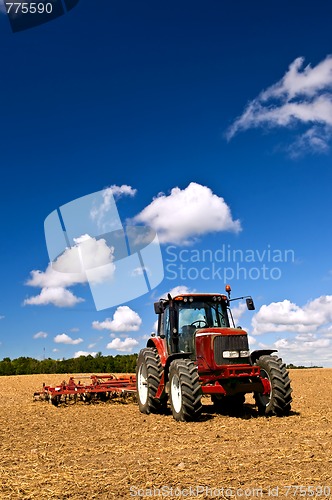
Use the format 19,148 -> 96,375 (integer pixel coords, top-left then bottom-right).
0,369 -> 331,499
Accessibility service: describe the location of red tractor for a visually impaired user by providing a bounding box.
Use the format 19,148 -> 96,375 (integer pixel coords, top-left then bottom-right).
136,285 -> 292,421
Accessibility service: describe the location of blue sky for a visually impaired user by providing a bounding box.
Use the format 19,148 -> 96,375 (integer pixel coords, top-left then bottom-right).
0,0 -> 331,366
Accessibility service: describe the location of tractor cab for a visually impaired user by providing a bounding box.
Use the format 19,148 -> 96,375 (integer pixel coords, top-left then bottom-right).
156,294 -> 230,356
154,286 -> 255,362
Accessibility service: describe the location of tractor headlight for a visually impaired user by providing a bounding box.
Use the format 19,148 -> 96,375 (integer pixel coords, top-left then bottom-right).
223,350 -> 239,358
240,350 -> 250,357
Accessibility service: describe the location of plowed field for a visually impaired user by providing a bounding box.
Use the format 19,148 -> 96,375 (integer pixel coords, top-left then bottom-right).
0,369 -> 331,499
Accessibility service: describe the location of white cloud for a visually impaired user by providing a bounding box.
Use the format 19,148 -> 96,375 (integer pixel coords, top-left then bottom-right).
324,326 -> 332,338
26,265 -> 86,289
25,235 -> 116,308
0,315 -> 4,320
74,351 -> 97,358
88,343 -> 96,348
90,185 -> 136,232
109,184 -> 137,199
92,305 -> 142,332
248,335 -> 257,346
72,235 -> 116,285
106,337 -> 139,352
33,331 -> 48,339
288,125 -> 331,158
294,332 -> 317,342
52,348 -> 59,353
227,55 -> 332,155
70,327 -> 79,332
26,235 -> 115,288
230,302 -> 247,325
131,266 -> 150,277
273,336 -> 331,366
252,295 -> 332,335
162,285 -> 193,299
133,182 -> 241,245
24,287 -> 84,308
54,333 -> 84,345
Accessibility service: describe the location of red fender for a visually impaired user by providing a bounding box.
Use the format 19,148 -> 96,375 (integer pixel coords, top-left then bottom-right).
147,336 -> 168,366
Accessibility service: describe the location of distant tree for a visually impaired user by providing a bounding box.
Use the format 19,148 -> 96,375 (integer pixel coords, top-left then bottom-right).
0,353 -> 139,376
287,363 -> 323,369
0,358 -> 15,375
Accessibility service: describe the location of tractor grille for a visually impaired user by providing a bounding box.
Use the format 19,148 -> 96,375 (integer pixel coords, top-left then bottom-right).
214,335 -> 249,365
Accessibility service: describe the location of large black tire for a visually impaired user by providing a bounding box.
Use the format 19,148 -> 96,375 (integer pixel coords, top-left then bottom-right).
169,358 -> 202,422
136,348 -> 167,414
212,394 -> 245,413
254,355 -> 292,416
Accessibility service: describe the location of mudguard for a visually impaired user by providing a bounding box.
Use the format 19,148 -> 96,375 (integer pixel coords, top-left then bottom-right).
250,349 -> 277,364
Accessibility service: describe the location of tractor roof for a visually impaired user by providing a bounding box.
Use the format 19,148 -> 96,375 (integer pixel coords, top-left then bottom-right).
173,293 -> 222,297
172,293 -> 228,300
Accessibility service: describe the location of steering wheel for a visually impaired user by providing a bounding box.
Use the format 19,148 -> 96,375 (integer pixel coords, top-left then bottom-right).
190,320 -> 208,329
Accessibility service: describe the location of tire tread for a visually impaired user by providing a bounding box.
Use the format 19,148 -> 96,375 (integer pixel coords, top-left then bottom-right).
169,359 -> 202,421
136,348 -> 167,414
254,355 -> 292,416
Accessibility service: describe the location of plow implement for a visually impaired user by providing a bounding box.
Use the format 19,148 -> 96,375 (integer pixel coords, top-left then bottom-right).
34,374 -> 137,406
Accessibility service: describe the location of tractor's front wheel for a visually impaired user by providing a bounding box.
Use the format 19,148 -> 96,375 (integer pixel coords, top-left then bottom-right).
169,358 -> 202,422
254,355 -> 292,416
136,348 -> 167,414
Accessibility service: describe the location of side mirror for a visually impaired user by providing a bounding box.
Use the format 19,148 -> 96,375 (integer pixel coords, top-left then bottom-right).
246,297 -> 255,310
154,301 -> 164,314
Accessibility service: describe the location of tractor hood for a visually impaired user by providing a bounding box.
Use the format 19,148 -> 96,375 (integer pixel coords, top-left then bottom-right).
195,327 -> 247,337
194,327 -> 250,372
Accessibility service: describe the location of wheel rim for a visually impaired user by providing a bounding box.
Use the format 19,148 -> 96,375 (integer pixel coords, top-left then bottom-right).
258,368 -> 272,407
171,373 -> 182,414
138,363 -> 148,405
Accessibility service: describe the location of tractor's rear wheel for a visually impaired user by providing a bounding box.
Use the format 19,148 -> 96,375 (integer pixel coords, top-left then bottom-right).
136,348 -> 167,414
169,358 -> 202,422
254,355 -> 292,416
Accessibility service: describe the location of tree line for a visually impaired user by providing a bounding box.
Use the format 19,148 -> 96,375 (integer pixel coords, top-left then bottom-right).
286,363 -> 323,369
0,356 -> 323,376
0,353 -> 138,376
